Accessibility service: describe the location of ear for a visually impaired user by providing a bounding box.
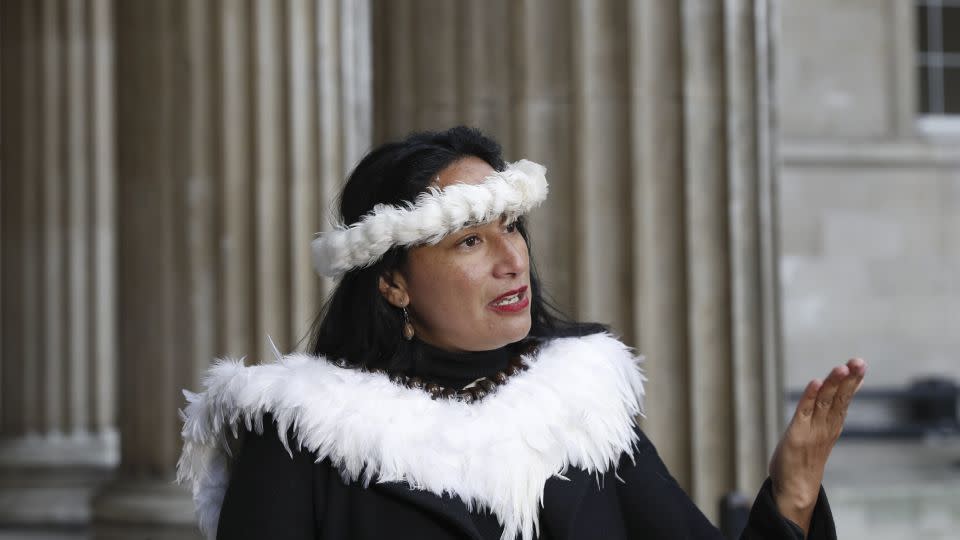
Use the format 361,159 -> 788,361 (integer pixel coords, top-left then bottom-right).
378,269 -> 410,308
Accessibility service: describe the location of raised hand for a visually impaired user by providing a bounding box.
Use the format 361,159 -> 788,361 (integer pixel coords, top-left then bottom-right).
768,358 -> 867,535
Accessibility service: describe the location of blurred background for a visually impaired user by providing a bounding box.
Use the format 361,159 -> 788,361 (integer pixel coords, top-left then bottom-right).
0,0 -> 957,539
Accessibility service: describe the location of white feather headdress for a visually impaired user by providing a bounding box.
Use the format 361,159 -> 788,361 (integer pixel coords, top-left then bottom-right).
177,333 -> 645,540
311,159 -> 548,277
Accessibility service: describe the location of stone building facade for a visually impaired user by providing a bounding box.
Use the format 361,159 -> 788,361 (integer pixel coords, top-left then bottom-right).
0,0 -> 955,539
778,1 -> 960,539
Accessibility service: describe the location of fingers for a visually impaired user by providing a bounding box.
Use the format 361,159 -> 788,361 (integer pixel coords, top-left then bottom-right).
795,358 -> 869,426
832,358 -> 867,412
812,365 -> 848,422
848,358 -> 867,390
794,378 -> 823,421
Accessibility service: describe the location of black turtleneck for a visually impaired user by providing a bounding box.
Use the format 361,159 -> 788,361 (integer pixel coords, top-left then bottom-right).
406,339 -> 512,390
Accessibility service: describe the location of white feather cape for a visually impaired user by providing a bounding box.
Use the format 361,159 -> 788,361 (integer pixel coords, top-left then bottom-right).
177,333 -> 645,540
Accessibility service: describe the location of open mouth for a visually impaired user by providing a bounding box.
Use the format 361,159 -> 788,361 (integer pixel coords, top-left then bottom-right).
490,286 -> 530,312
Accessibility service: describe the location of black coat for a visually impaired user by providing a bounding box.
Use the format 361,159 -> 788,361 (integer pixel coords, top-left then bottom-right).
216,417 -> 836,540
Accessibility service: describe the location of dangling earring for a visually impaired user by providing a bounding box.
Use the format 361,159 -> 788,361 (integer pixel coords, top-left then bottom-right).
401,306 -> 415,340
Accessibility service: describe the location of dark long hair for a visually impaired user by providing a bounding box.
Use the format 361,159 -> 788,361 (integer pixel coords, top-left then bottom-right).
306,126 -> 606,370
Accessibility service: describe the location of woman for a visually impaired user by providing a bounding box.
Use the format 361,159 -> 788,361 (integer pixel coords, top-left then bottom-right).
179,126 -> 866,540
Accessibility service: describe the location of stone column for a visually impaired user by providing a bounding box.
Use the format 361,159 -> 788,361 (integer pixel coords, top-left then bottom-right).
92,1 -> 371,537
374,0 -> 781,521
0,0 -> 118,535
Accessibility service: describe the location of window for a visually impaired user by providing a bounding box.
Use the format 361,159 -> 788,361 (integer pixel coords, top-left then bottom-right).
918,0 -> 960,114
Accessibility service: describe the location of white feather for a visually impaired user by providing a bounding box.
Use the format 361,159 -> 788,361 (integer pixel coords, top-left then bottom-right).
177,333 -> 645,540
310,159 -> 549,278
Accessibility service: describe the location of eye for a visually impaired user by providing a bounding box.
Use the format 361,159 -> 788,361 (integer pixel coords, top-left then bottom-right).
505,221 -> 518,234
458,234 -> 481,248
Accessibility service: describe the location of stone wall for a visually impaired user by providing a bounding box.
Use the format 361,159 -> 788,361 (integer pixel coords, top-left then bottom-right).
778,0 -> 959,396
780,144 -> 960,389
778,1 -> 960,538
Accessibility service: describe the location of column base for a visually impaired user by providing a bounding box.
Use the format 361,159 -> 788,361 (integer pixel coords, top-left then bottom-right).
0,432 -> 118,536
91,478 -> 201,540
0,531 -> 86,540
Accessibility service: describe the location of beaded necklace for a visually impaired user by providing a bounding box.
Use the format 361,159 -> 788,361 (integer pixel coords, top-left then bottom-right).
335,340 -> 539,403
386,353 -> 529,403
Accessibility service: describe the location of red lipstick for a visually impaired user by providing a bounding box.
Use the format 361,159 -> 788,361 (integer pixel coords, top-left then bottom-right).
489,286 -> 530,313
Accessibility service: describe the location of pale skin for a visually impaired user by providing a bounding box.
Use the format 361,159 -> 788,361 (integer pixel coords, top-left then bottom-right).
379,156 -> 867,536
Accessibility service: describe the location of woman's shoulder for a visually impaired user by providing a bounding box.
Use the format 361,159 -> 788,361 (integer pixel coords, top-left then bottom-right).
214,413 -> 333,540
532,331 -> 645,387
533,330 -> 638,357
180,352 -> 370,441
238,412 -> 318,461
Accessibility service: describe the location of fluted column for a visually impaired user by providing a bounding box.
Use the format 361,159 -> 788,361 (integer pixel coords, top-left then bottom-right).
0,0 -> 118,533
92,1 -> 371,537
374,0 -> 781,521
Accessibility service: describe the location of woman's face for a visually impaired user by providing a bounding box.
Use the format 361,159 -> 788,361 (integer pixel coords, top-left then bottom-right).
379,156 -> 532,352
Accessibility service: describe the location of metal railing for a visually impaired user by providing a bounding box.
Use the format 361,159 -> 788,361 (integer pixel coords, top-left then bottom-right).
720,377 -> 959,539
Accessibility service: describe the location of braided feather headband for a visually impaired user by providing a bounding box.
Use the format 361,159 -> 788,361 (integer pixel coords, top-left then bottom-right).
312,159 -> 548,277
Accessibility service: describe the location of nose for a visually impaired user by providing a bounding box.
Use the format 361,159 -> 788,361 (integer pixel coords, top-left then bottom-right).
492,233 -> 528,278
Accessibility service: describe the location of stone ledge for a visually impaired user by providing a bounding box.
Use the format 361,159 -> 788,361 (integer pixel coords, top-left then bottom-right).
0,432 -> 119,468
91,479 -> 202,540
0,530 -> 86,540
781,139 -> 960,168
92,479 -> 195,527
0,459 -> 114,528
